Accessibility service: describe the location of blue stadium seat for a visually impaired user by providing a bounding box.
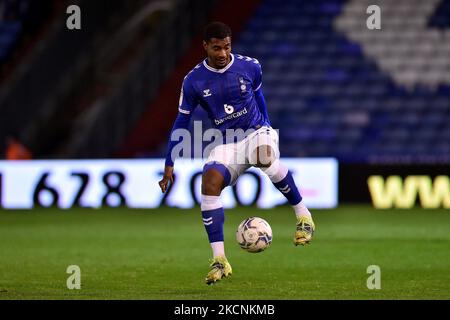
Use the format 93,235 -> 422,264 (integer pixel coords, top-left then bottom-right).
0,21 -> 23,63
228,0 -> 450,162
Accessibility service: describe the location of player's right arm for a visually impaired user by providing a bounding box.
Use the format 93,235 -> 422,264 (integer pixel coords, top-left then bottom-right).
159,77 -> 197,193
159,112 -> 191,193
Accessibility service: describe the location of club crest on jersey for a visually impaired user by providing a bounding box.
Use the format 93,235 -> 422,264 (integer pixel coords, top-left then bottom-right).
203,89 -> 212,97
239,77 -> 247,93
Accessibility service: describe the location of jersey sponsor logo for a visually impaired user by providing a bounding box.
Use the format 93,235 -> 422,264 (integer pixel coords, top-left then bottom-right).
214,107 -> 248,125
224,104 -> 235,114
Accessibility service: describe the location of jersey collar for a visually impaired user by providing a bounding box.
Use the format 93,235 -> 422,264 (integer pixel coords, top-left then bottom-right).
203,53 -> 234,73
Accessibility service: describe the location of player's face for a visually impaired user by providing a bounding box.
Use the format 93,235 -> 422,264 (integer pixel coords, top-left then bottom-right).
203,37 -> 232,69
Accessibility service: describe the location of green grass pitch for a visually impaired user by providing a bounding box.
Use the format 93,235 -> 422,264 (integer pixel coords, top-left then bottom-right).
0,205 -> 449,300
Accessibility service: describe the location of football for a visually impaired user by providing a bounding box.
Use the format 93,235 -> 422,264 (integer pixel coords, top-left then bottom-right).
236,217 -> 273,253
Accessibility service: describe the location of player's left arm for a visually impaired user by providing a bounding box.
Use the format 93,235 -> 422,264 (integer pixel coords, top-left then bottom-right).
252,61 -> 271,125
159,76 -> 197,193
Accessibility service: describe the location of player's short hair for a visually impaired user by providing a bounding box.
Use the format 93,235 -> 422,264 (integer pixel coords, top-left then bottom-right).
203,22 -> 232,42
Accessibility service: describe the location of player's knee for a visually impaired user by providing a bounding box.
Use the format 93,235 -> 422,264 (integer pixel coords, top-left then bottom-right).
202,179 -> 223,196
202,170 -> 225,196
255,145 -> 277,168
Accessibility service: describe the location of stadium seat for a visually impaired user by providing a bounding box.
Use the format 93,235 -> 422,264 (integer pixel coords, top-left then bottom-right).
215,0 -> 450,162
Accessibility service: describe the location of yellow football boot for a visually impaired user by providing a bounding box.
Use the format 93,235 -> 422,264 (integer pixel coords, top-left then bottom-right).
205,256 -> 232,285
294,216 -> 315,246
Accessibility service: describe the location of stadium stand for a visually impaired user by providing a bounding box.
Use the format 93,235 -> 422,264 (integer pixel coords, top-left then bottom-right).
118,0 -> 261,159
189,0 -> 450,163
0,0 -> 26,64
0,0 -> 53,72
0,0 -> 218,159
1,0 -> 449,164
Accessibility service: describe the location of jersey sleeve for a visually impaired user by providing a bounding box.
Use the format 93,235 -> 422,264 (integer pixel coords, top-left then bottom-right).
178,76 -> 198,115
164,112 -> 192,167
252,60 -> 263,91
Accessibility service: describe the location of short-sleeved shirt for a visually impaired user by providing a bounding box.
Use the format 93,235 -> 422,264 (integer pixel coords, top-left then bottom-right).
178,53 -> 269,133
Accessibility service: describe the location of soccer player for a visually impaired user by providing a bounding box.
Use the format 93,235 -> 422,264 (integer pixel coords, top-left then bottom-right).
158,22 -> 315,285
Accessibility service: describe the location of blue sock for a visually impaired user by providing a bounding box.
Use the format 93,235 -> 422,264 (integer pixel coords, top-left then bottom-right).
202,207 -> 225,243
273,171 -> 303,206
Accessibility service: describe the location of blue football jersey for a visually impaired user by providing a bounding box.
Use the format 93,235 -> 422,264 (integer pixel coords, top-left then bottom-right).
178,53 -> 269,133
